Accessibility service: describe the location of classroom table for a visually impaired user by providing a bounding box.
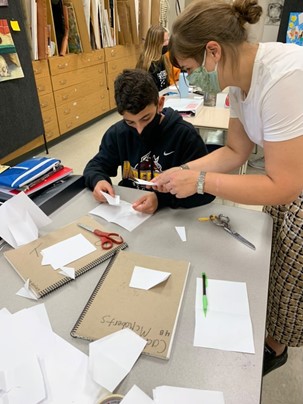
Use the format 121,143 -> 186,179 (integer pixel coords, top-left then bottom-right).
161,88 -> 230,131
0,186 -> 272,404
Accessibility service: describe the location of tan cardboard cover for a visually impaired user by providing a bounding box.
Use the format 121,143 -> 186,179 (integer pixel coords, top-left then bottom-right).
4,215 -> 127,298
71,250 -> 190,359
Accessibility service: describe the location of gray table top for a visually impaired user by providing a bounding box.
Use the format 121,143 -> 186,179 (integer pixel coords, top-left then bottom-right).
0,187 -> 272,404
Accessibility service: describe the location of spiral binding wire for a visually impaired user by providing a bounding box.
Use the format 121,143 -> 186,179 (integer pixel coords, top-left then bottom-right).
70,249 -> 124,339
37,242 -> 128,298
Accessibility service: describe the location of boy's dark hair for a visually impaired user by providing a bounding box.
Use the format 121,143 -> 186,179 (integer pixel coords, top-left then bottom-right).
114,69 -> 159,114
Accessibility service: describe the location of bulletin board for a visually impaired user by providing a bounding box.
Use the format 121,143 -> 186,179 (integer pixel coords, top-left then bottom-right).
277,0 -> 303,43
0,0 -> 45,161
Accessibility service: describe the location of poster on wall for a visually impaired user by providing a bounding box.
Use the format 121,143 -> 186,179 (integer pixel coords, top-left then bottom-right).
265,0 -> 284,25
286,12 -> 303,45
0,19 -> 24,82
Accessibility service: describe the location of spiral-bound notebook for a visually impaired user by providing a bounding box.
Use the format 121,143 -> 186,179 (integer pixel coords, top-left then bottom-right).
4,215 -> 127,298
71,250 -> 190,360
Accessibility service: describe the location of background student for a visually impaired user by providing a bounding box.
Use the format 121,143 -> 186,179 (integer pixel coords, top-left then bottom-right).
153,0 -> 303,376
83,69 -> 215,214
136,25 -> 179,91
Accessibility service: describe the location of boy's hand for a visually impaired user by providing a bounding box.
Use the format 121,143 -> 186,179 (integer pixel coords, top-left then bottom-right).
132,192 -> 158,214
93,180 -> 115,202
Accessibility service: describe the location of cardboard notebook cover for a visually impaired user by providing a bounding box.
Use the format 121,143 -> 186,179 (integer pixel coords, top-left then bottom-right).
71,250 -> 190,360
4,215 -> 128,299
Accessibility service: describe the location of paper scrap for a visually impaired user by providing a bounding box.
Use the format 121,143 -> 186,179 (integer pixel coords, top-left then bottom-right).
153,385 -> 225,404
16,279 -> 38,300
100,191 -> 120,205
121,385 -> 154,403
133,178 -> 155,186
194,278 -> 255,353
175,226 -> 186,241
89,328 -> 147,392
41,234 -> 96,269
0,192 -> 51,248
58,266 -> 76,279
130,266 -> 171,290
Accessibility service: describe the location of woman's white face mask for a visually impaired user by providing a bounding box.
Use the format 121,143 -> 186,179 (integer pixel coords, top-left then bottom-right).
187,51 -> 221,94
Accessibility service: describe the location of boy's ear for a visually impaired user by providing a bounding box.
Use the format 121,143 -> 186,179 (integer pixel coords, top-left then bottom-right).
158,96 -> 165,112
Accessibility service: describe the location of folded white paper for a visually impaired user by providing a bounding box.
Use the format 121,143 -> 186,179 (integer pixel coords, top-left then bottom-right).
194,278 -> 255,353
130,266 -> 171,290
0,192 -> 51,248
100,191 -> 120,205
89,328 -> 147,392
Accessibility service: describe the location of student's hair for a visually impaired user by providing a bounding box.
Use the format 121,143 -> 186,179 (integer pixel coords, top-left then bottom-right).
169,0 -> 263,69
114,69 -> 159,115
136,25 -> 171,78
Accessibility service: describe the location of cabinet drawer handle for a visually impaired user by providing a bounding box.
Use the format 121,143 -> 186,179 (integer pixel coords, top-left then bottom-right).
33,68 -> 42,75
46,131 -> 54,138
59,79 -> 67,85
38,85 -> 45,92
43,117 -> 52,124
58,63 -> 68,69
41,102 -> 49,108
66,122 -> 72,128
110,50 -> 116,57
64,108 -> 71,115
62,95 -> 69,100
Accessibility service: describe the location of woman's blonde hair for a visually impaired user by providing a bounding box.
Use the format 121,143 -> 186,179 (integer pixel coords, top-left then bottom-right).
169,0 -> 262,69
136,25 -> 171,78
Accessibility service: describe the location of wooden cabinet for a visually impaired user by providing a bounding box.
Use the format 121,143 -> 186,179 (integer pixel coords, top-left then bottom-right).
5,45 -> 141,162
49,49 -> 109,135
104,45 -> 140,109
32,59 -> 60,145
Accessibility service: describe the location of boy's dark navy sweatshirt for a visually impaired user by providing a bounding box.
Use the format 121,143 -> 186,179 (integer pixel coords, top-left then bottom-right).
83,107 -> 215,209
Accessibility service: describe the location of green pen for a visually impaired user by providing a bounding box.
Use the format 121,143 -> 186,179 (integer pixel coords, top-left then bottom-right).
202,272 -> 208,317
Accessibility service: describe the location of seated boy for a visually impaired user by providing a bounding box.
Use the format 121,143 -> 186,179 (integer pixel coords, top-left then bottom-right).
83,69 -> 215,213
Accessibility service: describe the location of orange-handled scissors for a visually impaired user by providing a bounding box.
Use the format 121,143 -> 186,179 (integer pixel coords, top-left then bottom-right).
78,223 -> 124,250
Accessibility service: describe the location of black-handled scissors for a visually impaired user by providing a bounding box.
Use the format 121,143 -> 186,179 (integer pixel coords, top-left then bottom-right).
209,214 -> 256,250
78,223 -> 124,250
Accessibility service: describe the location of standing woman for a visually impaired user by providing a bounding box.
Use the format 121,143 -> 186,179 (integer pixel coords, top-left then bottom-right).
136,25 -> 177,91
154,0 -> 303,376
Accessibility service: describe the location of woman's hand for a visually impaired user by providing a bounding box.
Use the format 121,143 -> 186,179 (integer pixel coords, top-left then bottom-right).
92,180 -> 115,202
132,192 -> 158,214
154,169 -> 200,198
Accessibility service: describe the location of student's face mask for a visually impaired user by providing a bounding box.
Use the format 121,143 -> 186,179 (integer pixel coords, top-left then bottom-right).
187,51 -> 221,94
140,112 -> 162,143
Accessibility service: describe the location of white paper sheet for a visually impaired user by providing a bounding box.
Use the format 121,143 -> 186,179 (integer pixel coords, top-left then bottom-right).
0,304 -> 103,403
0,192 -> 51,248
41,234 -> 96,269
153,385 -> 225,404
90,199 -> 151,231
121,385 -> 154,403
89,328 -> 147,392
194,278 -> 255,353
100,191 -> 120,205
130,266 -> 171,290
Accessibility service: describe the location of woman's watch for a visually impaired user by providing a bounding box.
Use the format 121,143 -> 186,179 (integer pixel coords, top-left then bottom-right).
197,171 -> 206,194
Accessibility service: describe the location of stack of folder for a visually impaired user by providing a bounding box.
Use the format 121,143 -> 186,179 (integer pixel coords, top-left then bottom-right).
0,157 -> 73,202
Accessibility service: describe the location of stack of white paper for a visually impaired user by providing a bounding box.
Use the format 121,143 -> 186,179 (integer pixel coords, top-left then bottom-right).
0,305 -> 104,403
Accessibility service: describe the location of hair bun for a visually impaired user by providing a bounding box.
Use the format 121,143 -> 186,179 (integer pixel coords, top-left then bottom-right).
232,0 -> 263,25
